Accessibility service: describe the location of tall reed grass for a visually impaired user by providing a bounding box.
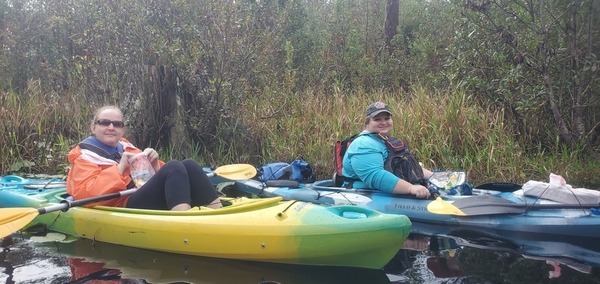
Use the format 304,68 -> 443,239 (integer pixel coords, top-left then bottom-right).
1,81 -> 90,175
237,87 -> 600,186
2,82 -> 599,187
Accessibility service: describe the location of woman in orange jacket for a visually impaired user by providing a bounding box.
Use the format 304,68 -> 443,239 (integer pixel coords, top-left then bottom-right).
66,105 -> 222,210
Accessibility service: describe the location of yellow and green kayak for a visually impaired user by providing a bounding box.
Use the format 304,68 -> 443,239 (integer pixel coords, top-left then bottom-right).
0,176 -> 411,269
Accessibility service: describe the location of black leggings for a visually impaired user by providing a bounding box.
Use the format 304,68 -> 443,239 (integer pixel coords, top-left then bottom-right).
126,159 -> 219,210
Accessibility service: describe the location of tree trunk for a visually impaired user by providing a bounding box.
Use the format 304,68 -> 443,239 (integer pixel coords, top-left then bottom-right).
384,0 -> 399,54
540,0 -> 574,146
568,0 -> 585,143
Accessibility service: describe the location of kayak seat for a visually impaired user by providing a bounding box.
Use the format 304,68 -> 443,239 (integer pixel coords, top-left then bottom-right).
332,172 -> 345,187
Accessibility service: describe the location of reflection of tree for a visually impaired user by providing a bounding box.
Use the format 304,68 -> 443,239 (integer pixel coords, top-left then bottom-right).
1,237 -> 16,284
456,247 -> 522,282
385,249 -> 422,274
456,247 -> 600,283
385,250 -> 430,283
1,236 -> 71,283
504,258 -> 600,284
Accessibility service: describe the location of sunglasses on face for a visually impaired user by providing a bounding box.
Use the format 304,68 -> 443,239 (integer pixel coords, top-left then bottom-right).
96,119 -> 125,128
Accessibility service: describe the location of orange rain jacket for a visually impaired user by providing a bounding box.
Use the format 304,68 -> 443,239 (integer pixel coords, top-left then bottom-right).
67,138 -> 155,207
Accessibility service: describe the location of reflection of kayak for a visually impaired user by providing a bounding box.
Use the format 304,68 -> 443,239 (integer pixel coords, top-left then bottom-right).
32,237 -> 392,284
387,222 -> 600,282
410,222 -> 600,271
0,175 -> 411,269
230,179 -> 600,238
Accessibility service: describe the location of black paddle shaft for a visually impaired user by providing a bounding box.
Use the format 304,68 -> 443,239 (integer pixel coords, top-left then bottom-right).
475,182 -> 521,192
37,189 -> 137,214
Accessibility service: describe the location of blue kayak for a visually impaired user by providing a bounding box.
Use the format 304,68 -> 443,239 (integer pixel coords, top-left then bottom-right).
228,178 -> 600,239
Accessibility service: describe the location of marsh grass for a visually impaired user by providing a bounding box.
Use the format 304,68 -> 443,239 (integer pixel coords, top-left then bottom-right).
1,81 -> 91,174
2,83 -> 599,187
237,87 -> 600,186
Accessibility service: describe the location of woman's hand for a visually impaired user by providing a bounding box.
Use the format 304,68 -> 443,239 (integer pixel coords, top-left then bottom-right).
410,184 -> 431,199
143,148 -> 161,171
143,148 -> 159,162
118,152 -> 136,174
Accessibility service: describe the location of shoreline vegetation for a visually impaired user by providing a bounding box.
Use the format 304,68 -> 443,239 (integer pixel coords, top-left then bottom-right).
1,0 -> 598,189
2,86 -> 599,189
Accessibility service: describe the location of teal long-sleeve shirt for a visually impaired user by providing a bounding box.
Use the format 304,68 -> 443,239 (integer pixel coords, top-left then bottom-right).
341,131 -> 400,193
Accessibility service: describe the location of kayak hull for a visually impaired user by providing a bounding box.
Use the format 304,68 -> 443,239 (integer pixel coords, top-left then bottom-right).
0,176 -> 411,269
231,179 -> 600,239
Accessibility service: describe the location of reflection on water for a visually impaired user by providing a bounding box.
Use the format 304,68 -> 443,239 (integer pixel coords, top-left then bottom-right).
386,223 -> 600,283
1,228 -> 600,284
1,234 -> 390,284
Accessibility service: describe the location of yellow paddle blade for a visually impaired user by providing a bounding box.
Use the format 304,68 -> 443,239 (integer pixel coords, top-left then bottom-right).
427,197 -> 467,216
0,208 -> 40,238
213,164 -> 257,180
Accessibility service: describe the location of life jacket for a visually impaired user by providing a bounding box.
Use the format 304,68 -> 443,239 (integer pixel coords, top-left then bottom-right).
333,133 -> 425,187
79,136 -> 124,162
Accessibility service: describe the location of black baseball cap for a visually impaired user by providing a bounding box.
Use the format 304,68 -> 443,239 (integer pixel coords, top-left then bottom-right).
366,101 -> 392,118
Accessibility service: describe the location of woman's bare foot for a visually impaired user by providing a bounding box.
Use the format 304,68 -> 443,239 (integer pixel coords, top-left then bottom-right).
171,203 -> 192,211
206,198 -> 223,209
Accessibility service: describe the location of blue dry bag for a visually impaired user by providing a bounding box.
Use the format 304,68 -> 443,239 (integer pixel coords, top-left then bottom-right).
258,162 -> 292,181
258,159 -> 315,183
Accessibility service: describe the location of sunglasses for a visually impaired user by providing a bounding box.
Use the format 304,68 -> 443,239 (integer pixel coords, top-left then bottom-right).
96,119 -> 125,128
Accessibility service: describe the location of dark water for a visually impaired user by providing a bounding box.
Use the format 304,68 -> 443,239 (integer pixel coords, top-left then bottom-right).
2,228 -> 599,284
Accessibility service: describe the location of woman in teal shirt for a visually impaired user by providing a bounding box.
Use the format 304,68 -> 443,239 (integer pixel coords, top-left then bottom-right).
342,102 -> 433,198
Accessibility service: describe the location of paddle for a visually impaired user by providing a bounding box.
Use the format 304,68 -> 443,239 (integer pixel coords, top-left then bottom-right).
265,179 -> 301,188
0,164 -> 257,238
427,195 -> 600,216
